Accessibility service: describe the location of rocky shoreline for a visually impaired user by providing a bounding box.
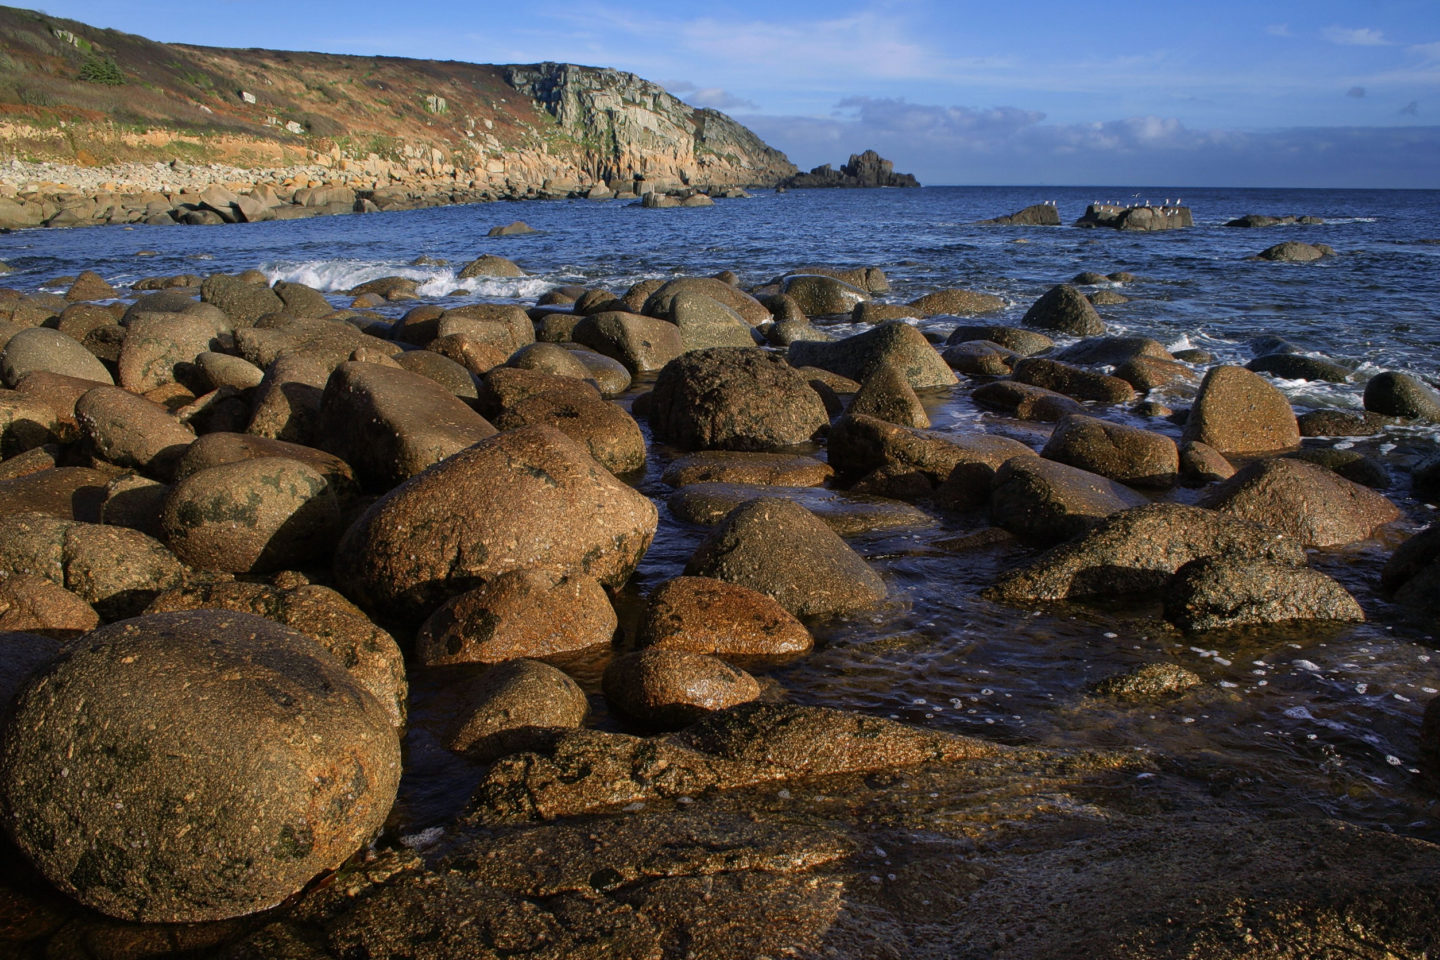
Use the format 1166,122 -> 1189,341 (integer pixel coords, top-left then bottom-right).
0,249 -> 1438,956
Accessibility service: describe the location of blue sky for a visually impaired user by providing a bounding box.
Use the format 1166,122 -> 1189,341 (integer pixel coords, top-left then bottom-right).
33,0 -> 1440,187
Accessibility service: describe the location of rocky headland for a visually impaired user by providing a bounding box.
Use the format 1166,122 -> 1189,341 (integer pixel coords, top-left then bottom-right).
0,242 -> 1436,956
0,7 -> 797,229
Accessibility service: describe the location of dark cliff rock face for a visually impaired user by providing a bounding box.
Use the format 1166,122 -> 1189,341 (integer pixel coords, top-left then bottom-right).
781,150 -> 920,189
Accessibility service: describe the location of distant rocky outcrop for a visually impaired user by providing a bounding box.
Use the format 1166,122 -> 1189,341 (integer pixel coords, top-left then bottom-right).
1225,214 -> 1325,228
780,150 -> 920,189
975,203 -> 1061,226
1075,203 -> 1192,231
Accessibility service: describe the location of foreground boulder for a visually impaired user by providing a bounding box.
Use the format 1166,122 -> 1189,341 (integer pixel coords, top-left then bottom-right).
1181,365 -> 1300,456
0,610 -> 400,923
1163,557 -> 1364,631
787,321 -> 957,390
1041,414 -> 1179,488
1202,457 -> 1401,547
986,503 -> 1306,603
649,347 -> 828,451
604,649 -> 762,729
335,425 -> 657,620
445,658 -> 589,759
1020,285 -> 1105,336
685,498 -> 886,618
636,576 -> 813,657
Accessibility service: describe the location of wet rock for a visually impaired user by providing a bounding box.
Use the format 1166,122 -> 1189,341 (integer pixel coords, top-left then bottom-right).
661,451 -> 832,488
472,702 -> 989,823
0,327 -> 114,387
1297,409 -> 1394,437
0,610 -> 400,923
0,573 -> 100,640
316,361 -> 497,490
160,457 -> 342,574
643,277 -> 770,325
334,425 -> 657,620
1382,523 -> 1440,623
146,580 -> 408,729
788,321 -> 957,390
947,325 -> 1054,356
458,254 -> 526,279
1055,336 -> 1171,366
905,288 -> 1005,316
1020,285 -> 1105,336
986,503 -> 1306,603
445,658 -> 589,759
1041,414 -> 1179,488
1180,365 -> 1300,456
668,483 -> 933,535
990,456 -> 1149,544
562,345 -> 632,396
827,413 -> 1033,500
75,385 -> 196,481
1363,370 -> 1440,422
1113,355 -> 1197,393
847,362 -> 929,428
1257,241 -> 1334,262
942,339 -> 1016,376
971,380 -> 1085,421
1246,353 -> 1353,383
684,498 -> 886,618
604,649 -> 761,729
778,275 -> 869,316
572,311 -> 684,373
482,368 -> 645,474
1089,662 -> 1203,702
0,630 -> 61,714
1414,455 -> 1440,502
1202,457 -> 1401,547
1178,440 -> 1235,485
1287,448 -> 1389,489
200,273 -> 284,324
1164,556 -> 1364,632
649,347 -> 828,451
1010,357 -> 1137,404
636,576 -> 813,657
416,569 -> 615,666
0,467 -> 109,522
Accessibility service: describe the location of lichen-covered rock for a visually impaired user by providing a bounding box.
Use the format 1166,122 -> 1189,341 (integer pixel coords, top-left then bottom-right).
649,347 -> 828,451
445,658 -> 588,759
636,576 -> 813,657
481,368 -> 646,474
642,277 -> 770,325
159,457 -> 342,574
1163,557 -> 1364,631
986,503 -> 1306,604
0,326 -> 114,388
684,498 -> 885,618
0,512 -> 187,619
663,290 -> 761,351
334,425 -> 657,620
1202,457 -> 1401,547
1020,285 -> 1105,336
415,569 -> 616,666
604,649 -> 762,729
1041,414 -> 1179,488
200,273 -> 284,324
173,431 -> 359,506
990,456 -> 1149,544
117,311 -> 229,394
0,610 -> 400,923
1180,365 -> 1300,456
788,321 -> 956,390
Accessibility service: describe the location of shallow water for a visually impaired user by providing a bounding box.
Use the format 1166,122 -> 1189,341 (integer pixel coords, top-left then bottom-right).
4,185 -> 1439,848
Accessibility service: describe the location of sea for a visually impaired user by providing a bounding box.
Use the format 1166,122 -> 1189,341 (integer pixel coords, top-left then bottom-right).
4,184 -> 1440,843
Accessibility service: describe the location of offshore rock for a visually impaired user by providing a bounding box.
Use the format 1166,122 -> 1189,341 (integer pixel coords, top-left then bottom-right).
1075,203 -> 1193,231
0,610 -> 400,923
780,150 -> 920,189
975,203 -> 1061,226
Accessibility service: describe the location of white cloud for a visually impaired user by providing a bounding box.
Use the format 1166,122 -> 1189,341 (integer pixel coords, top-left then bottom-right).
684,88 -> 759,111
1324,26 -> 1390,46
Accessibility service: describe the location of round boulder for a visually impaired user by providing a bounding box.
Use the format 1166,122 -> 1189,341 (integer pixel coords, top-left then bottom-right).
1041,414 -> 1179,488
1020,285 -> 1105,336
1363,371 -> 1440,422
334,425 -> 657,620
684,498 -> 886,618
649,347 -> 828,451
636,576 -> 813,657
445,659 -> 588,759
416,569 -> 616,666
990,456 -> 1149,544
0,327 -> 114,387
0,610 -> 401,923
1180,365 -> 1299,456
603,649 -> 761,730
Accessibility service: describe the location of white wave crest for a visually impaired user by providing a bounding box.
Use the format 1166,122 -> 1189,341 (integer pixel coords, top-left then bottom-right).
260,258 -> 558,302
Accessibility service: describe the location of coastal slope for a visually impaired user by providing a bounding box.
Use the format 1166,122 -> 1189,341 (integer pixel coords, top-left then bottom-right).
0,5 -> 797,200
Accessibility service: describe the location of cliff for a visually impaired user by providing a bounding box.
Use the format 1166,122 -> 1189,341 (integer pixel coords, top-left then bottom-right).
780,150 -> 919,189
0,4 -> 798,226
